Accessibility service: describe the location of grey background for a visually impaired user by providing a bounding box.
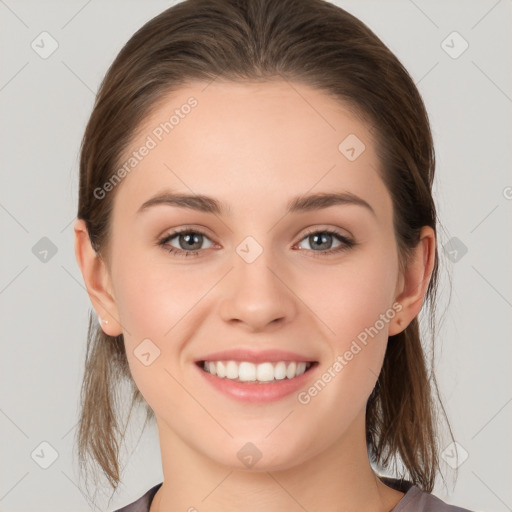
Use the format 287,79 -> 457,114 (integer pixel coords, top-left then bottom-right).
0,0 -> 511,511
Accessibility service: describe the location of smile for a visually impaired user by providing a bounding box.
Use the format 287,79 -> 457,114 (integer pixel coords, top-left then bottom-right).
199,360 -> 315,383
195,359 -> 319,402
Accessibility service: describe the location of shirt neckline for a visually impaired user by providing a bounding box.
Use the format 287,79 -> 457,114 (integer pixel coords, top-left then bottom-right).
143,478 -> 421,511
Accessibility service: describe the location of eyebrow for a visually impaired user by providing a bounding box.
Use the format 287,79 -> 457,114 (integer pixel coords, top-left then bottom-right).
136,189 -> 375,217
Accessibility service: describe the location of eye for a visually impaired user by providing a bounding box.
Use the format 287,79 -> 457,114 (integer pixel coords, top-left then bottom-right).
158,228 -> 214,257
295,228 -> 355,257
157,227 -> 356,258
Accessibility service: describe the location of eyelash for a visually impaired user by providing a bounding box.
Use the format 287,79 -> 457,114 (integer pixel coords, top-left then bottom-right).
157,227 -> 356,258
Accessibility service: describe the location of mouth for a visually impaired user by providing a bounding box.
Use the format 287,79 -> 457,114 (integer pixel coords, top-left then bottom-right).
195,360 -> 318,384
193,348 -> 320,402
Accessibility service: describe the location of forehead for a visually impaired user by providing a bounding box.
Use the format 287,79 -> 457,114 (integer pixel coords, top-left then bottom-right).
111,80 -> 389,220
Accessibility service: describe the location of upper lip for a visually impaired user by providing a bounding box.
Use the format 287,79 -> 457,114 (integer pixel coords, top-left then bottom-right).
195,348 -> 317,364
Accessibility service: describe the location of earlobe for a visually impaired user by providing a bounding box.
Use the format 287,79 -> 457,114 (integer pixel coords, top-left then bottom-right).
73,219 -> 122,336
389,226 -> 436,336
388,313 -> 403,337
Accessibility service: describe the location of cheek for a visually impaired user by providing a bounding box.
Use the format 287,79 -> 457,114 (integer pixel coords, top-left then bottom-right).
298,247 -> 399,401
111,255 -> 206,406
112,249 -> 209,342
293,254 -> 398,431
301,249 -> 399,344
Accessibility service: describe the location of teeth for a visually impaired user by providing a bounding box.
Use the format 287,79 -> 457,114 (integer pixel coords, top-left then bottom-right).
202,360 -> 312,382
274,361 -> 287,380
216,361 -> 226,378
286,362 -> 296,379
256,362 -> 274,382
226,360 -> 238,379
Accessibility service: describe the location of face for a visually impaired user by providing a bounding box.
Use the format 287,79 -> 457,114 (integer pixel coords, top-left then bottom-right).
99,80 -> 405,470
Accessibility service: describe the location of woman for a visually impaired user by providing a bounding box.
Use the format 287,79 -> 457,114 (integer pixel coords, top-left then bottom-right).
73,0 -> 475,510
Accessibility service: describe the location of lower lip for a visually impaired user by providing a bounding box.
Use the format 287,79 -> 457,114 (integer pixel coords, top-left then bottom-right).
195,362 -> 318,403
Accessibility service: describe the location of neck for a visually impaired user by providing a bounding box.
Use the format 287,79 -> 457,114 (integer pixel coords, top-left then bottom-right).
150,412 -> 404,512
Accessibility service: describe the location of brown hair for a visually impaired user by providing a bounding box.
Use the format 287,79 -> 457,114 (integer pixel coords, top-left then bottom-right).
75,0 -> 454,496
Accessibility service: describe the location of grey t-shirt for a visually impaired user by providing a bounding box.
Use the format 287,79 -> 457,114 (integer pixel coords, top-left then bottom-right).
113,477 -> 475,512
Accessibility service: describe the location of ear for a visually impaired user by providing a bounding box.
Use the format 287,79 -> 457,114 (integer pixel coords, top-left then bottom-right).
73,218 -> 123,336
388,226 -> 436,336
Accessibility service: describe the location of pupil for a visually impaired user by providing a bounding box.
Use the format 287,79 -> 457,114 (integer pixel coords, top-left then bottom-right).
312,233 -> 331,250
182,233 -> 201,250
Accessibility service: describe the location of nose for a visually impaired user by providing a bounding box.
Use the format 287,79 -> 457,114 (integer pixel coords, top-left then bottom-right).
218,246 -> 298,332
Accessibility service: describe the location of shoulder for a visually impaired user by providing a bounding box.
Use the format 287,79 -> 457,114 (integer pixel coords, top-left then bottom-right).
389,482 -> 476,512
379,476 -> 475,512
111,482 -> 162,512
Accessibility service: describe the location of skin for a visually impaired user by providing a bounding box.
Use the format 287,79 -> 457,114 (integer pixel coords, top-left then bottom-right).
74,80 -> 435,512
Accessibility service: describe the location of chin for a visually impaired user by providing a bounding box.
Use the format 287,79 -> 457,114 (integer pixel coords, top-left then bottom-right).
201,436 -> 316,473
